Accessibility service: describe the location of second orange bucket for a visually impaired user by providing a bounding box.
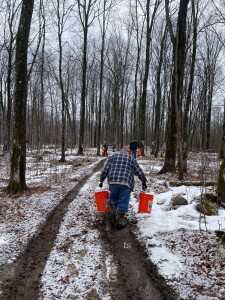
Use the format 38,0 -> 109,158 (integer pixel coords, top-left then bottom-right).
94,190 -> 109,212
138,192 -> 154,213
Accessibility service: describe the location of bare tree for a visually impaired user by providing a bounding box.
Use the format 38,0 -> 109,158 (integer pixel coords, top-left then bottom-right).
129,0 -> 145,140
160,0 -> 189,180
51,0 -> 75,161
183,0 -> 198,172
1,0 -> 224,164
76,0 -> 99,155
152,26 -> 167,157
96,0 -> 116,155
199,33 -> 222,150
7,0 -> 34,193
139,0 -> 161,156
3,1 -> 20,152
27,0 -> 46,156
219,101 -> 225,158
103,30 -> 132,150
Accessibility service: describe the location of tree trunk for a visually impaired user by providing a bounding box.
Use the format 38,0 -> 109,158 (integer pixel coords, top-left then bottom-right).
7,0 -> 34,193
4,35 -> 14,152
97,0 -> 107,156
76,0 -> 99,155
132,0 -> 144,140
140,0 -> 160,156
217,149 -> 225,204
219,101 -> 225,159
160,0 -> 189,177
183,0 -> 197,172
175,0 -> 189,180
153,29 -> 166,157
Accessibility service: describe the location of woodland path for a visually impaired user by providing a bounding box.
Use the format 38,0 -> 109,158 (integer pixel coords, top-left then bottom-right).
0,160 -> 177,300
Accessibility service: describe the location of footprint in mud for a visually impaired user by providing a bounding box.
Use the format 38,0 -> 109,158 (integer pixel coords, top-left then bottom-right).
97,216 -> 178,300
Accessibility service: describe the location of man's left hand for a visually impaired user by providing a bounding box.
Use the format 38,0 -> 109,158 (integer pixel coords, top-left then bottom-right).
142,181 -> 147,190
98,181 -> 103,188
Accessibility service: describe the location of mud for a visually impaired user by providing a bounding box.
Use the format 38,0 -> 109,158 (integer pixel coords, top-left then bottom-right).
0,161 -> 104,300
97,216 -> 178,300
0,159 -> 177,300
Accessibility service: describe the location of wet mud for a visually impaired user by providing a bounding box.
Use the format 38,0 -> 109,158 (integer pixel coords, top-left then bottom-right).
0,160 -> 177,300
97,216 -> 178,300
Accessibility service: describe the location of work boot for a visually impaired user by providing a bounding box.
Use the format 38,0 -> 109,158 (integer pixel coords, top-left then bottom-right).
116,212 -> 128,229
109,205 -> 117,227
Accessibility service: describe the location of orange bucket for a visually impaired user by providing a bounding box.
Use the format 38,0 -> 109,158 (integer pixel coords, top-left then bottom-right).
137,148 -> 141,156
138,193 -> 154,213
102,148 -> 106,156
94,190 -> 109,212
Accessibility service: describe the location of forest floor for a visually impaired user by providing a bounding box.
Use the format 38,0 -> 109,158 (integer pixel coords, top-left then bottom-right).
0,148 -> 225,300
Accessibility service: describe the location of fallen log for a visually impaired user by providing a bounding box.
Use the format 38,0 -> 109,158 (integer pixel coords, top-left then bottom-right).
169,181 -> 216,187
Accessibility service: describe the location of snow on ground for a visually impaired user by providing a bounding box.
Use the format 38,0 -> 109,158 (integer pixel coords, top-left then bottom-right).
40,171 -> 114,300
0,148 -> 225,299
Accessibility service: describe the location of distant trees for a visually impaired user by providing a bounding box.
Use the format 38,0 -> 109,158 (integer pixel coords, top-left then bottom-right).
1,1 -> 20,152
129,0 -> 145,141
0,0 -> 225,192
96,0 -> 116,156
139,0 -> 161,156
52,0 -> 75,161
76,0 -> 99,155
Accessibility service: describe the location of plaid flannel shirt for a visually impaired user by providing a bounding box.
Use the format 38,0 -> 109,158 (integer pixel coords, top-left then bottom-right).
100,151 -> 147,189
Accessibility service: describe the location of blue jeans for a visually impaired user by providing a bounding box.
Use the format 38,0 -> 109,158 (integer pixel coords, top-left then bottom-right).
109,184 -> 131,213
131,149 -> 137,159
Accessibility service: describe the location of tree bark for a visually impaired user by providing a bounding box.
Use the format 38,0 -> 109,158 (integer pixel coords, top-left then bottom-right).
219,101 -> 225,159
7,0 -> 34,193
175,0 -> 189,180
97,0 -> 107,156
77,0 -> 98,155
183,0 -> 198,172
153,28 -> 167,157
217,150 -> 225,204
160,0 -> 189,178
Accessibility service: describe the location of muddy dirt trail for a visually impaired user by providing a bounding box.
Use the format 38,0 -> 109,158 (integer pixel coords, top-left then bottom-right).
0,160 -> 177,300
96,217 -> 178,300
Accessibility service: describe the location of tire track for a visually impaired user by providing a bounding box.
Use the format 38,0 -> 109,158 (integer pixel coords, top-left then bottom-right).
1,158 -> 177,300
0,160 -> 105,300
97,220 -> 178,300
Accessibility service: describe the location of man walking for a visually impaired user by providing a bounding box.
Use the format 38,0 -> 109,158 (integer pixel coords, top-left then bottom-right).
129,140 -> 139,159
102,141 -> 108,156
98,149 -> 147,229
